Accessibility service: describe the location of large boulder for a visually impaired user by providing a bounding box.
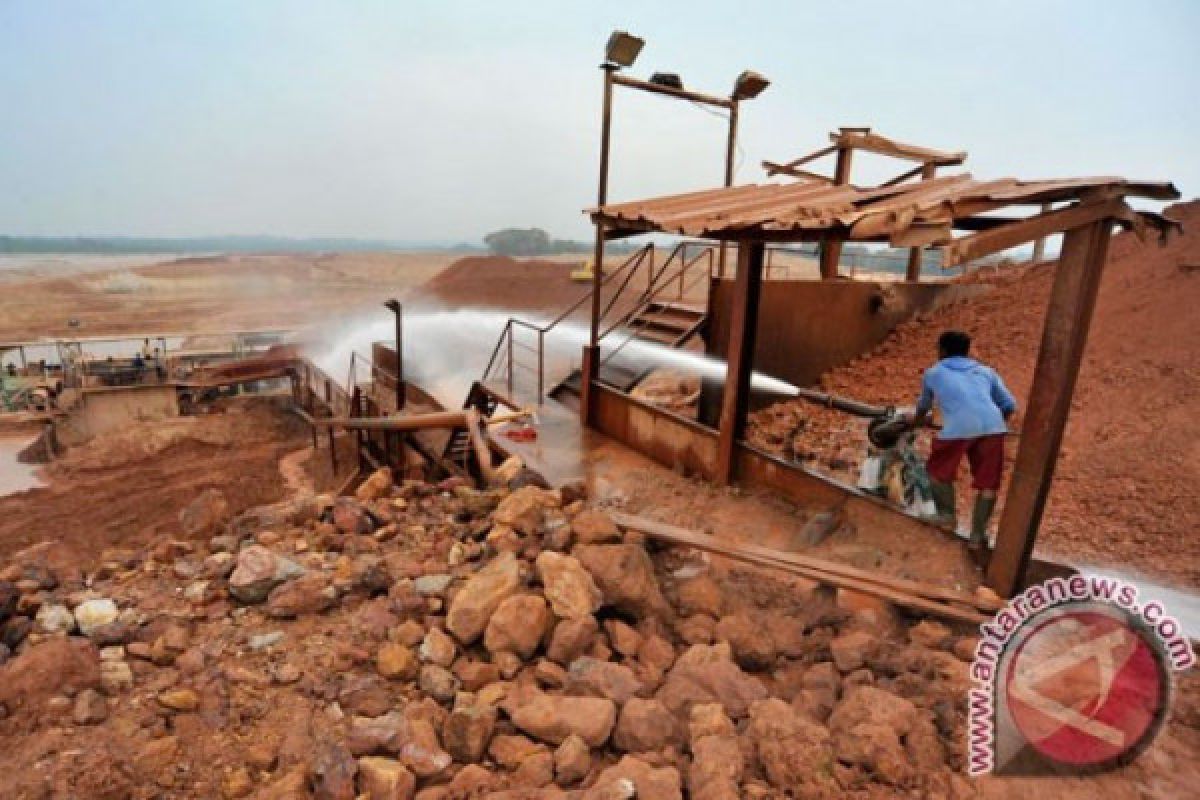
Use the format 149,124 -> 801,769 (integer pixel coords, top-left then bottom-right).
485,594 -> 551,660
536,552 -> 602,620
509,692 -> 617,747
493,486 -> 560,535
446,552 -> 522,644
575,544 -> 670,620
613,697 -> 680,753
655,643 -> 767,720
589,756 -> 681,800
228,545 -> 306,604
0,637 -> 101,714
747,698 -> 833,794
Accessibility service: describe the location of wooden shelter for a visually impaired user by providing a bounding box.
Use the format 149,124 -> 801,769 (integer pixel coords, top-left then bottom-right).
583,164 -> 1179,596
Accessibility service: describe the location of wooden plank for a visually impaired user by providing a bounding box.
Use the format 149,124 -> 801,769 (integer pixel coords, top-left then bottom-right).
988,220 -> 1113,595
464,409 -> 495,485
819,147 -> 854,279
611,511 -> 1002,612
610,512 -> 989,624
831,129 -> 967,166
940,198 -> 1123,267
761,161 -> 833,183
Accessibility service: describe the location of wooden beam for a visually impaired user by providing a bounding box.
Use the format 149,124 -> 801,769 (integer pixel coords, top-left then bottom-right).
880,163 -> 928,188
831,129 -> 967,166
987,219 -> 1113,595
612,73 -> 734,109
715,242 -> 764,484
610,511 -> 990,624
313,411 -> 469,431
940,198 -> 1124,268
464,409 -> 496,485
761,161 -> 833,183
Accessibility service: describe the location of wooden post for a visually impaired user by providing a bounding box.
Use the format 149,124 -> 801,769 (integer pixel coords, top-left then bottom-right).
818,147 -> 853,280
715,241 -> 765,484
579,344 -> 599,427
584,64 -> 617,426
905,163 -> 938,281
987,219 -> 1113,595
1031,203 -> 1052,262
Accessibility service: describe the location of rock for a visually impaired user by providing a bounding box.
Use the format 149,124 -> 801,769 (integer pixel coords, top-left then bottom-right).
418,665 -> 460,704
454,660 -> 501,692
714,614 -> 776,671
571,509 -> 622,544
688,703 -> 736,741
356,467 -> 394,503
830,630 -> 877,673
534,659 -> 568,689
443,705 -> 497,763
265,572 -> 337,617
536,552 -> 603,620
828,686 -> 922,784
674,574 -> 725,618
72,687 -> 107,725
346,713 -> 452,778
547,616 -> 598,665
485,594 -> 550,659
419,628 -> 457,667
687,706 -> 742,800
908,619 -> 952,650
567,657 -> 643,705
0,637 -> 100,713
314,741 -> 358,800
413,574 -> 454,597
509,692 -> 617,747
489,734 -> 548,769
445,552 -> 521,644
655,643 -> 767,720
73,598 -> 119,637
510,750 -> 555,788
34,603 -> 75,634
377,643 -> 420,681
100,660 -> 134,694
590,756 -> 681,800
676,614 -> 715,645
179,488 -> 229,537
157,688 -> 200,712
575,544 -> 671,620
953,635 -> 981,662
228,545 -> 306,604
221,767 -> 254,799
332,497 -> 374,534
493,486 -> 560,534
613,697 -> 679,752
357,757 -> 415,800
604,619 -> 641,658
248,631 -> 285,651
748,698 -> 833,794
554,734 -> 591,786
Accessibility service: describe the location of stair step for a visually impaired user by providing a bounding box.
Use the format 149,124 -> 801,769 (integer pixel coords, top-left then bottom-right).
626,327 -> 682,346
630,310 -> 699,332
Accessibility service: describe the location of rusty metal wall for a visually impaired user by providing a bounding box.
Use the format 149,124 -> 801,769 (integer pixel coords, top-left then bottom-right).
707,279 -> 955,391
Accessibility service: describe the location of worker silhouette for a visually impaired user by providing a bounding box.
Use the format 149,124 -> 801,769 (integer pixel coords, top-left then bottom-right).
906,330 -> 1017,564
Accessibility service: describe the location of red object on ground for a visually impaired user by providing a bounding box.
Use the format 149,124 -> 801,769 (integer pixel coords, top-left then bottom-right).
503,426 -> 538,442
926,434 -> 1006,490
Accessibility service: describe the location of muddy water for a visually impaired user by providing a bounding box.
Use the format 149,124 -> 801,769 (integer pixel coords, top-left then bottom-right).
0,436 -> 44,495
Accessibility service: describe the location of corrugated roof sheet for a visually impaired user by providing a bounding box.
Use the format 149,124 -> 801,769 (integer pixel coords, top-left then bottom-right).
588,174 -> 1180,243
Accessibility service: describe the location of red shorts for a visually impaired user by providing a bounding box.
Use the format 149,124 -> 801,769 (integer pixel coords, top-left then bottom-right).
926,434 -> 1006,490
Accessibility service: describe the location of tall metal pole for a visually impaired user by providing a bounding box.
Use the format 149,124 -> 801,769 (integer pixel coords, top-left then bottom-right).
384,299 -> 404,411
582,64 -> 616,423
717,100 -> 740,278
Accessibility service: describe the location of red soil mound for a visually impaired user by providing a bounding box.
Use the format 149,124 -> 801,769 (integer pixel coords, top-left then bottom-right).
752,200 -> 1200,586
418,255 -> 587,315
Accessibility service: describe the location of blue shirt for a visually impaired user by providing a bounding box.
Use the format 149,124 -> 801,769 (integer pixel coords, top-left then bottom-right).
916,356 -> 1016,440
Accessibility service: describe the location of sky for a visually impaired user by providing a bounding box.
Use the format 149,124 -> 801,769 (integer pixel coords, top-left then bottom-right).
1,1 -> 1197,243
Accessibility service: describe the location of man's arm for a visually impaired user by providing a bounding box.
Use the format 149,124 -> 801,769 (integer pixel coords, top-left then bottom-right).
910,371 -> 935,428
990,369 -> 1018,420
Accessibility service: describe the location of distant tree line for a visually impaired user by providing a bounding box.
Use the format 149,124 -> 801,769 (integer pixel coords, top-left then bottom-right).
482,227 -> 639,257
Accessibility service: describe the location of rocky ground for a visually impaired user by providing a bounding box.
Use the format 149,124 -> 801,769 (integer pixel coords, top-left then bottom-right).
0,454 -> 1012,799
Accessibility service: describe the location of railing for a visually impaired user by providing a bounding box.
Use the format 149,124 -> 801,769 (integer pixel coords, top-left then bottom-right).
480,240 -> 718,403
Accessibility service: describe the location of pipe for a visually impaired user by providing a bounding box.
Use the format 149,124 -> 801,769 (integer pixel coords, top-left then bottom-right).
313,411 -> 469,432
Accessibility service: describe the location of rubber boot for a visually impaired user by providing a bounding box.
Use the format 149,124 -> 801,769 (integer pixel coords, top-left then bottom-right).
969,493 -> 997,549
928,480 -> 957,530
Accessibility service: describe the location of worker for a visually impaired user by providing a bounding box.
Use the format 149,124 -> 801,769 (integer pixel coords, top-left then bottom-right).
906,330 -> 1017,562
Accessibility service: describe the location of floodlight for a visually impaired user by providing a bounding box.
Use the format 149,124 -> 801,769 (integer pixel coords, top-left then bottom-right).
649,73 -> 684,90
732,70 -> 770,100
605,30 -> 644,67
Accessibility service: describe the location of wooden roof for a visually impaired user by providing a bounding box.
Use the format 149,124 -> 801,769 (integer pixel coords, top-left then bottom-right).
589,173 -> 1180,266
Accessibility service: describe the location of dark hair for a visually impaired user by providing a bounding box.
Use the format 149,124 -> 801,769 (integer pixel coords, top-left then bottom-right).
938,330 -> 971,357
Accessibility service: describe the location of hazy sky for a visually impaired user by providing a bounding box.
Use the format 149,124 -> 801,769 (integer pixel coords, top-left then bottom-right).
2,1 -> 1197,242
